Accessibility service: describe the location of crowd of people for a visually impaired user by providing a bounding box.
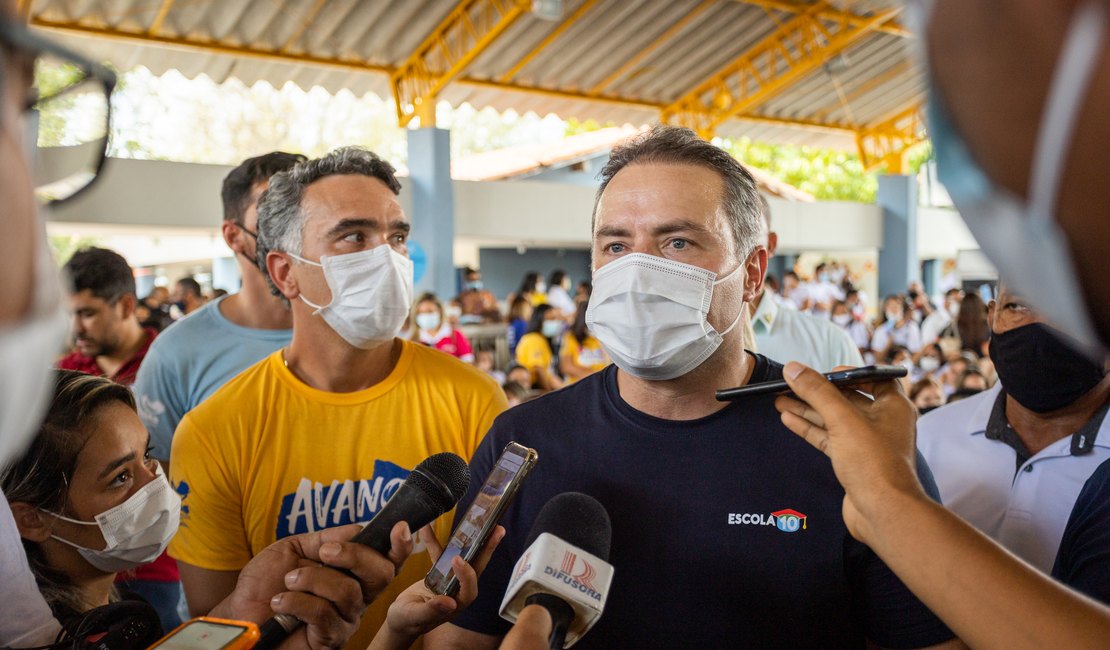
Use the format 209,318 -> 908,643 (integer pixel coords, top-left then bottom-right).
4,1 -> 1110,649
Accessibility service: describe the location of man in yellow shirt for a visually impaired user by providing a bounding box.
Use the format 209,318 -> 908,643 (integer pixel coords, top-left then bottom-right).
168,147 -> 506,650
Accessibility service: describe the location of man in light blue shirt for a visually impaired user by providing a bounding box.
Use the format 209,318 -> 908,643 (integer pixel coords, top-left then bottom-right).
749,194 -> 862,371
135,152 -> 304,460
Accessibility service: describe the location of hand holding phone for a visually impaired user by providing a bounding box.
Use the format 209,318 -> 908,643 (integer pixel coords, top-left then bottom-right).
424,442 -> 538,597
715,365 -> 908,401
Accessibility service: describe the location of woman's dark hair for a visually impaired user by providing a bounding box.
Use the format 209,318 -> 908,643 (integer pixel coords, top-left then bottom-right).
957,293 -> 991,354
885,344 -> 911,364
1,370 -> 136,618
549,269 -> 567,288
509,296 -> 531,321
519,272 -> 541,294
570,302 -> 589,345
527,304 -> 555,336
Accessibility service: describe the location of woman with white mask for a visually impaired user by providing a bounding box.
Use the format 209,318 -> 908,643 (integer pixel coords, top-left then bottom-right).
2,370 -> 179,629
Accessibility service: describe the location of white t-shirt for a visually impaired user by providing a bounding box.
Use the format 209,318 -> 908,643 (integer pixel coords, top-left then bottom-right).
0,489 -> 61,647
751,295 -> 864,371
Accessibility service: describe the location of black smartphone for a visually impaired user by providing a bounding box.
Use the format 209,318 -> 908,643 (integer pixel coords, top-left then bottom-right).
715,364 -> 908,401
424,441 -> 538,597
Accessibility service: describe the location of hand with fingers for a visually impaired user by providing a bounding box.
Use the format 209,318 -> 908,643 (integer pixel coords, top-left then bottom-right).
499,604 -> 554,650
773,362 -> 928,543
370,524 -> 507,650
211,521 -> 413,650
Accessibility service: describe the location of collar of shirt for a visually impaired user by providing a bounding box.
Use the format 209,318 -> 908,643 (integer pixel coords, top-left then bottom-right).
752,292 -> 780,335
985,384 -> 1110,469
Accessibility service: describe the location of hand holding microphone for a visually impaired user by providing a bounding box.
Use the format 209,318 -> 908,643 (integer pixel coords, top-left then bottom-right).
499,493 -> 614,649
253,453 -> 472,650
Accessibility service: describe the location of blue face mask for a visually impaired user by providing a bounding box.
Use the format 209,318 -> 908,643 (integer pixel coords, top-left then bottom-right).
541,319 -> 563,339
920,0 -> 1106,356
467,280 -> 483,291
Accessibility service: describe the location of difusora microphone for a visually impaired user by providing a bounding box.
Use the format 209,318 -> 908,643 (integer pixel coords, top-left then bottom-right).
499,492 -> 614,648
255,452 -> 471,650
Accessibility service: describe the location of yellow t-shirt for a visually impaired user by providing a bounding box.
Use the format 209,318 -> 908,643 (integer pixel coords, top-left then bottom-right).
559,333 -> 610,383
514,332 -> 553,386
168,341 -> 506,650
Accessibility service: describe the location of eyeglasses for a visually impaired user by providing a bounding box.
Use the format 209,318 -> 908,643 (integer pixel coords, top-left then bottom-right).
0,17 -> 116,205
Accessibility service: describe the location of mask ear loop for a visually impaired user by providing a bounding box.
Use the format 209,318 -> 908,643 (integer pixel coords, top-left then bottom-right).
1027,1 -> 1106,222
286,252 -> 330,313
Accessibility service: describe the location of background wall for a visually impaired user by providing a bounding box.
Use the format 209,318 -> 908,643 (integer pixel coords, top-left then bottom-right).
476,247 -> 592,303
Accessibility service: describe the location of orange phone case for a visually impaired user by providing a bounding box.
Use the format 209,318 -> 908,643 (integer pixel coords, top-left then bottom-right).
150,616 -> 261,649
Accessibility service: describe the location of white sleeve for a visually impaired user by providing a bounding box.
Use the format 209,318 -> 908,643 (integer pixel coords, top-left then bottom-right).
0,491 -> 61,647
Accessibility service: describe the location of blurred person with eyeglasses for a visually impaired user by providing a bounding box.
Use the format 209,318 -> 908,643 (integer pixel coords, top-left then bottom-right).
0,7 -> 410,648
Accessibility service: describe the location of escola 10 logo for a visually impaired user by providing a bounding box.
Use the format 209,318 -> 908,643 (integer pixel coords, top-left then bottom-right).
771,508 -> 807,533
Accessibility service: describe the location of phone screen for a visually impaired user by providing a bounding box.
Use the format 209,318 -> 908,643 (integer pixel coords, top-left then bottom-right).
426,443 -> 536,595
153,621 -> 247,649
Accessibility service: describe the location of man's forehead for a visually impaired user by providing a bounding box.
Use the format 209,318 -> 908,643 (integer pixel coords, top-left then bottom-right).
594,163 -> 724,230
302,175 -> 405,223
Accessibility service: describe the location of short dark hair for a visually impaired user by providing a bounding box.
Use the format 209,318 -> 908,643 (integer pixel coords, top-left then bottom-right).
176,277 -> 202,298
221,152 -> 307,225
63,247 -> 135,303
594,125 -> 762,259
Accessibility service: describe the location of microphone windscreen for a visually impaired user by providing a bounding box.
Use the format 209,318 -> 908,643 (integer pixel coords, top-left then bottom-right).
524,492 -> 611,562
409,452 -> 471,512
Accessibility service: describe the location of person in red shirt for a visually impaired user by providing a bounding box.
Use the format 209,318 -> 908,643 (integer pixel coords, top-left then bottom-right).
55,246 -> 176,629
411,292 -> 474,362
57,247 -> 157,385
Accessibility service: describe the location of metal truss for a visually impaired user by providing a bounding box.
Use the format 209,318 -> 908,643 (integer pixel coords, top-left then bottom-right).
855,103 -> 927,173
390,0 -> 531,128
661,1 -> 901,139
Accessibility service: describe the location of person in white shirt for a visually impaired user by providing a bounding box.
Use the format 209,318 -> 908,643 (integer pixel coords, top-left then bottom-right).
921,288 -> 964,346
804,263 -> 846,319
544,269 -> 577,318
871,295 -> 923,358
918,282 -> 1110,574
750,197 -> 863,371
832,300 -> 872,362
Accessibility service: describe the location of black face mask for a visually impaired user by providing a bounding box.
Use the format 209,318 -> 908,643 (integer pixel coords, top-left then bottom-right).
235,223 -> 261,271
989,322 -> 1106,414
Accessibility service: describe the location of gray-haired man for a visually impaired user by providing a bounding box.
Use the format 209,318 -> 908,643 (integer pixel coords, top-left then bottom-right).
167,147 -> 506,649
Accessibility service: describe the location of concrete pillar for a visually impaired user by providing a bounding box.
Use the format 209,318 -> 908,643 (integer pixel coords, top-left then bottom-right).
407,127 -> 456,298
766,256 -> 787,284
877,174 -> 918,299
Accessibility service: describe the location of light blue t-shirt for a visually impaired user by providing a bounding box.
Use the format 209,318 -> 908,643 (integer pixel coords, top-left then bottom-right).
134,296 -> 292,460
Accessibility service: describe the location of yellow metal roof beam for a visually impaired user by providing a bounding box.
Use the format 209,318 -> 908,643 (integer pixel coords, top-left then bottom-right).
855,102 -> 926,173
30,16 -> 866,141
588,0 -> 717,96
391,0 -> 531,128
661,2 -> 901,139
500,0 -> 601,83
148,0 -> 176,36
735,0 -> 910,37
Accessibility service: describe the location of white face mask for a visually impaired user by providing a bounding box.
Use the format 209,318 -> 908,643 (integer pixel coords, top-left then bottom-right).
415,312 -> 441,332
46,464 -> 181,573
918,0 -> 1106,355
541,319 -> 563,339
291,244 -> 414,349
919,356 -> 941,373
886,310 -> 902,325
586,253 -> 743,381
832,313 -> 852,327
946,301 -> 961,318
0,228 -> 67,466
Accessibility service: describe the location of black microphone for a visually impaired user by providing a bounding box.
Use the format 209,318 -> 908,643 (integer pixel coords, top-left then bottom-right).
499,492 -> 613,648
256,452 -> 471,649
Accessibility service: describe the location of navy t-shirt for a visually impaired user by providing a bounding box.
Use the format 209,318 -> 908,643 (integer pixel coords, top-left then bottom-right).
1052,458 -> 1110,604
452,355 -> 953,648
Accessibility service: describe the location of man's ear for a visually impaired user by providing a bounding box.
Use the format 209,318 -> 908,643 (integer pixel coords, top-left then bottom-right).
742,247 -> 768,302
267,251 -> 298,302
9,502 -> 53,542
220,221 -> 242,254
116,293 -> 137,319
766,232 -> 779,258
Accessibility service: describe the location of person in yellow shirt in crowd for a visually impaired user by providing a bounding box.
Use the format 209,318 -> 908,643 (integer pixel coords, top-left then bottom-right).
559,303 -> 610,384
168,148 -> 507,650
514,304 -> 564,391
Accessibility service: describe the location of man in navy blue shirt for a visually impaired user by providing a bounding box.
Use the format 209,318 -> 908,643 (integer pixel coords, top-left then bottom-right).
427,126 -> 957,649
1053,458 -> 1110,604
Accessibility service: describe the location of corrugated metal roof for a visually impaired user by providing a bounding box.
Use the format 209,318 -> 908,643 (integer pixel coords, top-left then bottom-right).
27,0 -> 922,151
